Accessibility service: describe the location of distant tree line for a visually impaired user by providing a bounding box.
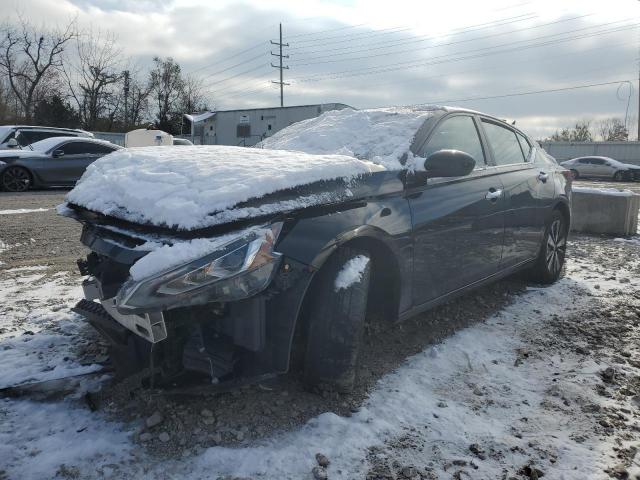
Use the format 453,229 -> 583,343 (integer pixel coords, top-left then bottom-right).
0,16 -> 212,134
545,117 -> 633,143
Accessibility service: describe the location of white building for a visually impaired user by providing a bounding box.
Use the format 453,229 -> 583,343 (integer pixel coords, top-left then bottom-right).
183,103 -> 351,147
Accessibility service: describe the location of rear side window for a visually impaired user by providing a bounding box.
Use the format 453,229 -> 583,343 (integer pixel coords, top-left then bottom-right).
421,115 -> 486,166
481,121 -> 525,165
516,132 -> 531,160
60,142 -> 108,155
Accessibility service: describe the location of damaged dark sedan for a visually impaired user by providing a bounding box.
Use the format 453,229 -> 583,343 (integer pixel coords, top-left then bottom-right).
61,106 -> 572,392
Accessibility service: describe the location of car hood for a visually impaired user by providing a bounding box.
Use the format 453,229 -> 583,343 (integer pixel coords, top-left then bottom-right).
621,163 -> 640,170
63,145 -> 403,232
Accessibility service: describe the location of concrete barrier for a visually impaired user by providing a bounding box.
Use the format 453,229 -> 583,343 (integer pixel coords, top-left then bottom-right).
571,187 -> 640,236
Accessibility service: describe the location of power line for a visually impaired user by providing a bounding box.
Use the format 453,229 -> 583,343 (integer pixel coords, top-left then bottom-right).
289,16 -> 623,67
413,79 -> 635,106
196,51 -> 270,81
289,22 -> 638,83
288,13 -> 537,52
299,39 -> 635,95
289,14 -> 588,63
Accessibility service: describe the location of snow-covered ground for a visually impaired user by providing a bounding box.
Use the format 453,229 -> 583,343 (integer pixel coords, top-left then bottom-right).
1,236 -> 639,480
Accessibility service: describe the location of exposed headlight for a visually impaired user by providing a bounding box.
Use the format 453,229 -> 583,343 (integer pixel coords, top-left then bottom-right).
116,222 -> 283,313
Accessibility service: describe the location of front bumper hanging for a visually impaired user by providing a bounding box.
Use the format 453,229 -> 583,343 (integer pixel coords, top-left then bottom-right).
80,277 -> 167,343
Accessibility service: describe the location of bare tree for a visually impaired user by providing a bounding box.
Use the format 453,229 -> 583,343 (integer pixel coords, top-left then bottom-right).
549,120 -> 593,142
149,56 -> 184,133
0,17 -> 76,122
597,117 -> 629,141
64,29 -> 122,130
119,64 -> 152,128
180,74 -> 210,113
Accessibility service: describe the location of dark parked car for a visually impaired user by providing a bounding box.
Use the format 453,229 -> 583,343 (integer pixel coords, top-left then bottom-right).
0,136 -> 121,192
63,107 -> 572,392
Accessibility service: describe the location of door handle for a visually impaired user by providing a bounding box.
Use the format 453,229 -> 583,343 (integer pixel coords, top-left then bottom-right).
538,171 -> 549,183
485,188 -> 503,201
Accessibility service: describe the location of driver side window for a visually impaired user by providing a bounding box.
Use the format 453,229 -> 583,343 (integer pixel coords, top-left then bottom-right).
420,115 -> 486,167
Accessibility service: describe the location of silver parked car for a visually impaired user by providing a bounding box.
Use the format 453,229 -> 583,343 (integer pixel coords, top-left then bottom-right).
0,136 -> 120,192
560,156 -> 637,181
0,125 -> 93,150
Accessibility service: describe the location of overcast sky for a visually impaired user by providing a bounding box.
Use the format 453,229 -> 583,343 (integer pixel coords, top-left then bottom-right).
8,0 -> 640,138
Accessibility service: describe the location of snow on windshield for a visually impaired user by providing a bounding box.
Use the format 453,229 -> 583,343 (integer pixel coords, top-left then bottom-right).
65,145 -> 384,230
259,107 -> 436,169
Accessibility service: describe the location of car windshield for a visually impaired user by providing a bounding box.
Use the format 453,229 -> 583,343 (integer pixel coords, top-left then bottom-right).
0,126 -> 13,143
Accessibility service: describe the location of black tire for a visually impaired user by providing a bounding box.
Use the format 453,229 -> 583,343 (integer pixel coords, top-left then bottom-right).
570,169 -> 579,180
613,171 -> 624,181
1,166 -> 32,192
528,210 -> 567,284
302,247 -> 371,393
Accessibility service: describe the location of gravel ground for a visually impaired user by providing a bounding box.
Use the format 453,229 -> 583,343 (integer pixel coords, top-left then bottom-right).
1,184 -> 640,479
0,190 -> 86,273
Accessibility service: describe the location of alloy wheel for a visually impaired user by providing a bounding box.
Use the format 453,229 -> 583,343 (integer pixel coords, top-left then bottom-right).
545,219 -> 566,276
1,167 -> 30,192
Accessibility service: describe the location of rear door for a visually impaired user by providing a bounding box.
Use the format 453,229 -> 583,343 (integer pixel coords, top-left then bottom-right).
408,114 -> 505,305
479,119 -> 555,269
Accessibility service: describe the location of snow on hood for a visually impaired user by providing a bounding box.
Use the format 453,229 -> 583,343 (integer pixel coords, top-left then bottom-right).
65,145 -> 383,230
259,107 -> 436,169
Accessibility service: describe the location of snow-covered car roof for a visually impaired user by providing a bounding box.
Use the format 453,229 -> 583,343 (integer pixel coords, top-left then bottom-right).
66,145 -> 385,230
259,106 -> 438,168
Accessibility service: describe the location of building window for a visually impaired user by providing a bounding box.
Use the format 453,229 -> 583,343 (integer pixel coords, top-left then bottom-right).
237,124 -> 251,138
268,124 -> 272,131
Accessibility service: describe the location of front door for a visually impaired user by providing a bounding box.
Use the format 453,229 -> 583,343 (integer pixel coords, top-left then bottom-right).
408,114 -> 505,306
46,141 -> 113,184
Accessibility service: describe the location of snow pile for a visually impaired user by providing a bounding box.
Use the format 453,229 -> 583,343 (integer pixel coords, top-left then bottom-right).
65,145 -> 383,230
129,225 -> 266,280
260,107 -> 435,169
572,186 -> 636,197
334,255 -> 370,291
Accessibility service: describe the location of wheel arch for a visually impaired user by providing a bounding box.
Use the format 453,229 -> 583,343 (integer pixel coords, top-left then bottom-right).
0,163 -> 35,191
553,200 -> 571,230
288,227 -> 404,372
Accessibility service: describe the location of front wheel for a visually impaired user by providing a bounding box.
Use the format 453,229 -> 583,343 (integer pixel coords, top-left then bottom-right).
613,171 -> 625,181
528,211 -> 567,284
1,166 -> 31,192
570,169 -> 579,180
302,247 -> 371,393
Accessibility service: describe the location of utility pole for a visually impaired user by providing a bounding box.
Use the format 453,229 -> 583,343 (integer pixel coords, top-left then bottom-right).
123,70 -> 130,130
271,23 -> 289,107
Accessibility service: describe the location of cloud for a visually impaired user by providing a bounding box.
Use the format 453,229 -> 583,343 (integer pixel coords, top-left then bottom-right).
4,0 -> 638,138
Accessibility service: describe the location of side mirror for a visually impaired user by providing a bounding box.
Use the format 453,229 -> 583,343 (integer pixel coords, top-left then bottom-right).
423,149 -> 476,177
6,138 -> 18,148
52,149 -> 65,158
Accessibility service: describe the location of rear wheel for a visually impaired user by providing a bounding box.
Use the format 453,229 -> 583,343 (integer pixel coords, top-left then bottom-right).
528,210 -> 567,284
1,166 -> 31,192
302,247 -> 371,393
613,171 -> 625,181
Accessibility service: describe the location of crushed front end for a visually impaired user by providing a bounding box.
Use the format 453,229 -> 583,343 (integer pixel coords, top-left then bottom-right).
66,210 -> 314,386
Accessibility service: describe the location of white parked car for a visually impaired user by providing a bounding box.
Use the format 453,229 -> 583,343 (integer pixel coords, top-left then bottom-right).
560,156 -> 640,181
0,126 -> 93,150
